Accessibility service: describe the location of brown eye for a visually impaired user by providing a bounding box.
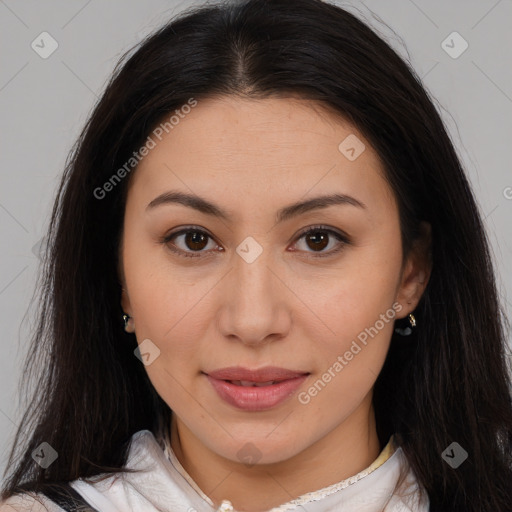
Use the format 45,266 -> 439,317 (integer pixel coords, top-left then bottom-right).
163,228 -> 218,258
292,225 -> 349,258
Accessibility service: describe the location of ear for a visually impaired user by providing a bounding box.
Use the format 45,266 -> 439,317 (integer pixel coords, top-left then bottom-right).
120,285 -> 136,333
121,286 -> 133,317
394,221 -> 432,319
118,233 -> 136,333
117,238 -> 133,316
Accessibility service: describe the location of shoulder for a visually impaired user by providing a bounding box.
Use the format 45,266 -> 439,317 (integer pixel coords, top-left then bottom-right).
0,492 -> 64,512
0,430 -> 168,512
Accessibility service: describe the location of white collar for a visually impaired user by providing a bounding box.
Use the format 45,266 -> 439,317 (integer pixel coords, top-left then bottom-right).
74,430 -> 429,512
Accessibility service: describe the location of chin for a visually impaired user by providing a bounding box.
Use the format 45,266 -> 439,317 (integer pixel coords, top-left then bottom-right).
211,434 -> 308,467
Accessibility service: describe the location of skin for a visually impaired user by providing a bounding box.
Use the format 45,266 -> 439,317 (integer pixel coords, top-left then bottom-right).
119,95 -> 431,512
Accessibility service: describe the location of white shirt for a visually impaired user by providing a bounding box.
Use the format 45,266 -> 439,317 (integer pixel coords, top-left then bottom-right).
1,429 -> 429,511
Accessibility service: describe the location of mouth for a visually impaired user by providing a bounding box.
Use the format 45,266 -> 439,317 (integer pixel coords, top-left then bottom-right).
204,365 -> 310,382
203,366 -> 310,411
226,380 -> 281,387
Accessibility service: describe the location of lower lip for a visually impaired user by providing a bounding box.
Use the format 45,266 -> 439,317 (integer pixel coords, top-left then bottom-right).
205,374 -> 309,411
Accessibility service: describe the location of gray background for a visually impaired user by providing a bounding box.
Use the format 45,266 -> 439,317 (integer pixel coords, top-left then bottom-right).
1,0 -> 511,478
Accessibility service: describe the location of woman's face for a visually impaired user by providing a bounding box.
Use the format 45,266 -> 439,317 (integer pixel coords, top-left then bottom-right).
119,96 -> 429,466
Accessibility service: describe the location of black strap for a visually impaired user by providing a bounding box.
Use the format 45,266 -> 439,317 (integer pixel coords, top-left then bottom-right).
38,482 -> 100,512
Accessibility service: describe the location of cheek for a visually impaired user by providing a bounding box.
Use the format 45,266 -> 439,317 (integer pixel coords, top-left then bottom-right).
295,264 -> 399,426
290,236 -> 402,366
122,234 -> 204,368
300,250 -> 400,319
131,276 -> 201,359
128,266 -> 204,409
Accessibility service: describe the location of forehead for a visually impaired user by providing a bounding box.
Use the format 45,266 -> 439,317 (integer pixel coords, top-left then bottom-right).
126,95 -> 396,218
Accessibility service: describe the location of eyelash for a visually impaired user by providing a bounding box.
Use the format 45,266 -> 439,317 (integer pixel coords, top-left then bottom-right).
161,224 -> 350,259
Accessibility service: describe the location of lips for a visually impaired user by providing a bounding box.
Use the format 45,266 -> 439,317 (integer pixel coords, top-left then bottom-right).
204,366 -> 310,411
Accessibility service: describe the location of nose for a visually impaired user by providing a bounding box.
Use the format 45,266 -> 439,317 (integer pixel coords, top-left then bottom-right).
216,246 -> 292,347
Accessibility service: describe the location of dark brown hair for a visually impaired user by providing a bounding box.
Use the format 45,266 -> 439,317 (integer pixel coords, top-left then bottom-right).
2,0 -> 511,510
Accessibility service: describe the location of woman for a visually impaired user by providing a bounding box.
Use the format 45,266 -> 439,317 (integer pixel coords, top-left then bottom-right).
1,0 -> 511,510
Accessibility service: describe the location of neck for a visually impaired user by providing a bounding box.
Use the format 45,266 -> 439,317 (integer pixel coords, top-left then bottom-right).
170,394 -> 381,512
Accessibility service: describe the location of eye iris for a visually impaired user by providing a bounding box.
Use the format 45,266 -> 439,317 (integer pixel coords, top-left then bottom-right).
185,231 -> 208,250
306,231 -> 329,251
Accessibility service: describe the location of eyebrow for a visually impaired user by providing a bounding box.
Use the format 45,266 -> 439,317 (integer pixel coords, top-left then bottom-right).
146,190 -> 367,224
